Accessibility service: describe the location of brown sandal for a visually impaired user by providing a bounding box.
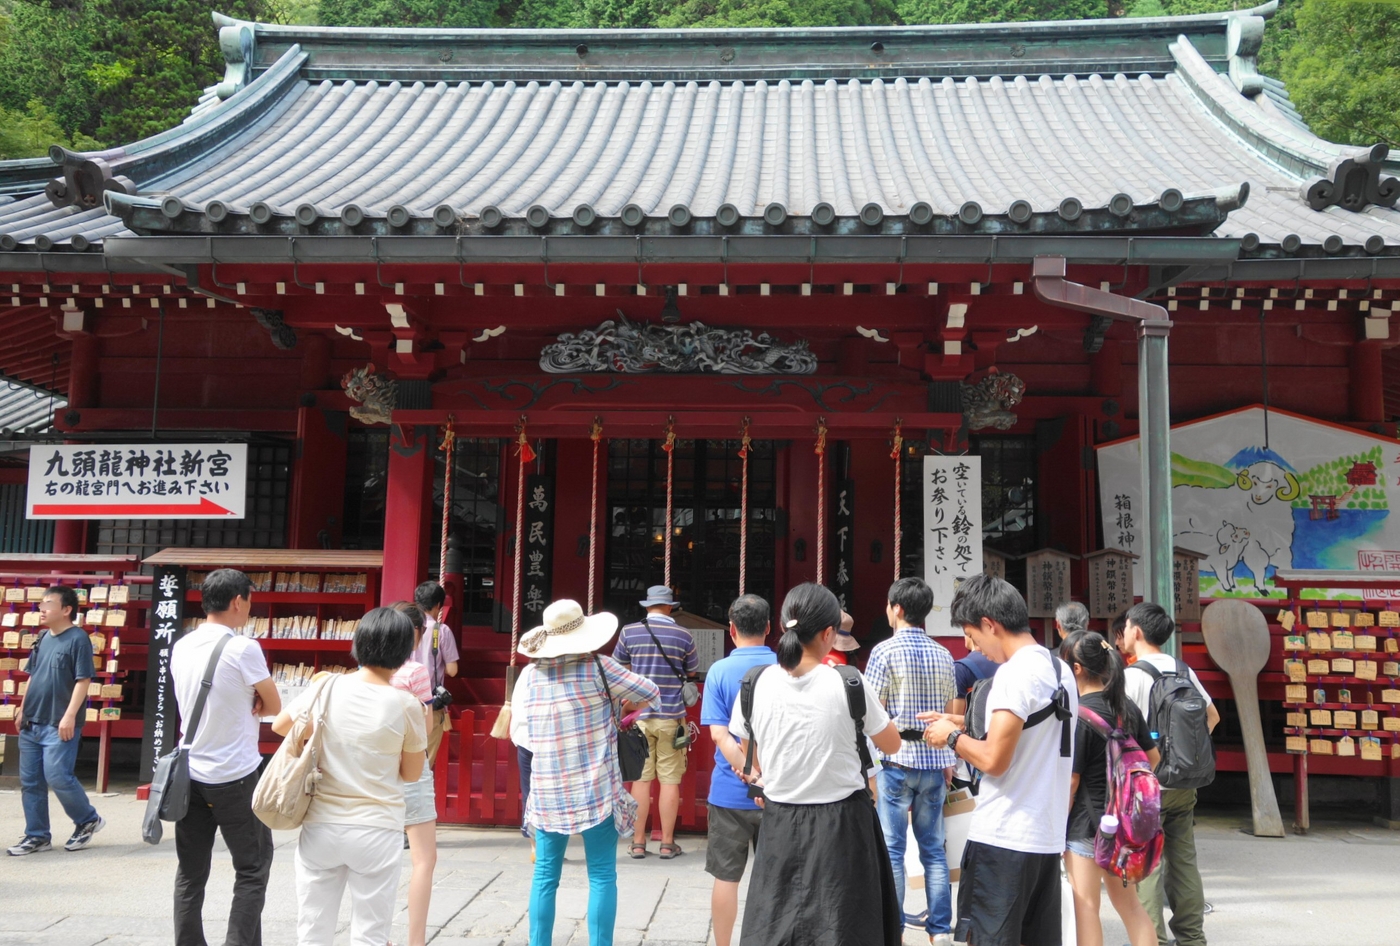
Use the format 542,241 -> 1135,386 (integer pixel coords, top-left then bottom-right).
659,842 -> 682,859
628,843 -> 648,859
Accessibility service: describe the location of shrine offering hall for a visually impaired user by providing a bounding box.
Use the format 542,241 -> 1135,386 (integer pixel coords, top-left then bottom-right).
3,2 -> 1400,826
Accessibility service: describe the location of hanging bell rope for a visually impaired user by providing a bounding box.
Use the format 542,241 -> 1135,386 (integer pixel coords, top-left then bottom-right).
738,417 -> 752,596
815,417 -> 828,585
588,417 -> 603,615
510,415 -> 535,663
891,419 -> 904,583
438,415 -> 455,585
662,415 -> 677,589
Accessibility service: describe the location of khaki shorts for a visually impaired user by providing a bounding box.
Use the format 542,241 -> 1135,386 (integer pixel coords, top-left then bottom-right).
635,716 -> 688,784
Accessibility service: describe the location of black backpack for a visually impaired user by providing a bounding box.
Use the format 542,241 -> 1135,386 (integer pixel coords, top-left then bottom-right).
962,649 -> 1074,794
738,664 -> 875,801
1132,659 -> 1216,790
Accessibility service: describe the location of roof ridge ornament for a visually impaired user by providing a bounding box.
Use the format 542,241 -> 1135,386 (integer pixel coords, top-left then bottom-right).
45,151 -> 136,211
1302,145 -> 1400,214
1226,13 -> 1266,96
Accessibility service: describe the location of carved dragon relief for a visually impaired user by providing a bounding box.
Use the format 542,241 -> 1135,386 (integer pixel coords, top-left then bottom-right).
540,312 -> 817,375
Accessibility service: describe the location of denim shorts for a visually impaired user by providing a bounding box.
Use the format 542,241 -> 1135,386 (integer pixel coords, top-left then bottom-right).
1066,837 -> 1095,859
404,766 -> 437,826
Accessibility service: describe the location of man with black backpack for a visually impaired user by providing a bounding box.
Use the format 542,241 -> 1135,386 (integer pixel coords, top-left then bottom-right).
1122,602 -> 1220,946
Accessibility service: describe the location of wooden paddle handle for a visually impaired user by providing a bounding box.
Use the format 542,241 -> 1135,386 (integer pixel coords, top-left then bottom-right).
1230,672 -> 1285,838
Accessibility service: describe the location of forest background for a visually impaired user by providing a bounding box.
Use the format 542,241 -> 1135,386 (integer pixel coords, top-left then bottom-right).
0,0 -> 1396,162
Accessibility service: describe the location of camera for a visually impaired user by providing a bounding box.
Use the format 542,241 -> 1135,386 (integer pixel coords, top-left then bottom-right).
431,686 -> 454,711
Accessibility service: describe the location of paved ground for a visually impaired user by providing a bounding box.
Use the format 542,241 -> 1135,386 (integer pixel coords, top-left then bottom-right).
3,782 -> 1400,945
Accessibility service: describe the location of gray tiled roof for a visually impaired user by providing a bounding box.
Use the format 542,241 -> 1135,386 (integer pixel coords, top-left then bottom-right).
0,5 -> 1397,258
0,378 -> 63,434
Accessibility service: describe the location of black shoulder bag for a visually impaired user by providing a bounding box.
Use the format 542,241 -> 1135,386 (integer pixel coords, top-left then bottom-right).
595,655 -> 650,783
142,634 -> 232,845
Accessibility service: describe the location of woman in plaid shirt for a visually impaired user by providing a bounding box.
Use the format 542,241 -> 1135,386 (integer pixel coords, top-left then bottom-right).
518,600 -> 659,946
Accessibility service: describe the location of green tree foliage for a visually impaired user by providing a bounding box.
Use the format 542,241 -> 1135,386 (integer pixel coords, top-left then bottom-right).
0,1 -> 105,141
315,0 -> 505,28
1280,0 -> 1400,147
658,0 -> 897,28
897,0 -> 1104,24
0,100 -> 102,160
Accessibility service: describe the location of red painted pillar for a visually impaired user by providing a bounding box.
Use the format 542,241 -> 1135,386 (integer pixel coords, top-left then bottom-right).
289,407 -> 348,549
848,440 -> 897,637
381,424 -> 434,605
1350,340 -> 1384,423
53,334 -> 99,553
551,438 -> 601,605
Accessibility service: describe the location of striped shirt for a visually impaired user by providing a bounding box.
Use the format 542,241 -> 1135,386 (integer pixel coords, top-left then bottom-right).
863,627 -> 957,770
613,614 -> 698,720
521,654 -> 659,836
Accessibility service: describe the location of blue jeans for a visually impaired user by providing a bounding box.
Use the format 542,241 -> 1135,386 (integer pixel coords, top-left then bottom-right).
19,723 -> 99,842
877,764 -> 951,935
530,818 -> 617,946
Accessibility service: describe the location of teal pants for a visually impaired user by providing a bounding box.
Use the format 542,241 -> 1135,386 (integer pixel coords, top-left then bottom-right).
1137,787 -> 1207,946
530,818 -> 617,946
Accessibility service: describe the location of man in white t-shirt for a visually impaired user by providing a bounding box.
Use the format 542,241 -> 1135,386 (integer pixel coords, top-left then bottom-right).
169,569 -> 281,946
922,574 -> 1076,946
1122,602 -> 1219,946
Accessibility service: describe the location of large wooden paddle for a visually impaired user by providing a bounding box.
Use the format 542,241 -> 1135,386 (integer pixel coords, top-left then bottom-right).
1200,599 -> 1285,837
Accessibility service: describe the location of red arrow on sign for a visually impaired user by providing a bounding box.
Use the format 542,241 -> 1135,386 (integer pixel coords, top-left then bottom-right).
31,496 -> 236,516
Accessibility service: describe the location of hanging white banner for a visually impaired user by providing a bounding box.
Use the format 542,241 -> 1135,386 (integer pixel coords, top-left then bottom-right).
924,455 -> 982,636
26,444 -> 247,519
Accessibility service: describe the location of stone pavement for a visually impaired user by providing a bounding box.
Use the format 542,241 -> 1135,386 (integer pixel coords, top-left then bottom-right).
3,782 -> 1400,945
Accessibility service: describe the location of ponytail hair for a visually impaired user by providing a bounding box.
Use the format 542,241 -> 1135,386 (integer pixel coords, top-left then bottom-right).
1059,629 -> 1127,725
777,582 -> 842,670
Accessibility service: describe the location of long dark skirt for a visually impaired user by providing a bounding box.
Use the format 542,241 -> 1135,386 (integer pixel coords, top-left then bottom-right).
739,790 -> 902,946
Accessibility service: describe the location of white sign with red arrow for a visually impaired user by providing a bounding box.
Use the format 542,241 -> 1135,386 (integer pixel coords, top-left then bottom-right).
26,444 -> 247,519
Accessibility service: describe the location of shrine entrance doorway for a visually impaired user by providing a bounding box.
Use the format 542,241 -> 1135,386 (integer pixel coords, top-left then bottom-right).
604,438 -> 777,625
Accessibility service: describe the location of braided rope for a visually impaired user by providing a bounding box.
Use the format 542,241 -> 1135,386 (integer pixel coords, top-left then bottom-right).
891,420 -> 904,583
510,418 -> 529,665
439,416 -> 455,585
815,418 -> 828,585
662,416 -> 676,589
588,417 -> 602,615
738,417 -> 751,596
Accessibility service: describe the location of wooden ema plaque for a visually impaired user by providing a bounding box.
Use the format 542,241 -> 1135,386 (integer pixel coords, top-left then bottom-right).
1024,549 -> 1075,619
1172,547 -> 1206,623
1085,548 -> 1136,620
1335,710 -> 1359,729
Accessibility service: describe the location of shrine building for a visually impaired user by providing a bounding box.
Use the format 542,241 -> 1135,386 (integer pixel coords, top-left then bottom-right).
2,1 -> 1400,823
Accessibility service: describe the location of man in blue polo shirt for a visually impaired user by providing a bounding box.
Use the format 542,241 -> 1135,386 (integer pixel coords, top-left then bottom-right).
699,594 -> 775,946
614,585 -> 699,860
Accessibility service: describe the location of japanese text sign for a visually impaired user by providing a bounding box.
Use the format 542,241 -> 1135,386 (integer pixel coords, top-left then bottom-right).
520,475 -> 554,620
832,479 -> 856,612
1026,549 -> 1075,618
140,564 -> 187,780
1086,549 -> 1135,619
924,455 -> 982,636
27,444 -> 247,519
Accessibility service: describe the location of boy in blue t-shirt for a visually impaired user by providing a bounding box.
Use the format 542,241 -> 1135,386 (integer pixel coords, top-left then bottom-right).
698,594 -> 777,946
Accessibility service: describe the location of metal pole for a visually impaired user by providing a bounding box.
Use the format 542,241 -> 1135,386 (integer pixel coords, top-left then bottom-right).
1138,321 -> 1178,657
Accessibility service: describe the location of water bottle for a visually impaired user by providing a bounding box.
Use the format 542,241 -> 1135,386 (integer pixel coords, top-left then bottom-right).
1093,813 -> 1119,865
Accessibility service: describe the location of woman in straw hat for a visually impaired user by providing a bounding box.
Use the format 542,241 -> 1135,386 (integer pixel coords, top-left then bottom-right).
518,599 -> 660,946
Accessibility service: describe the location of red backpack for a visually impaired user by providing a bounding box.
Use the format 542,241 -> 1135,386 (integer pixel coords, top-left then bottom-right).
1078,704 -> 1163,885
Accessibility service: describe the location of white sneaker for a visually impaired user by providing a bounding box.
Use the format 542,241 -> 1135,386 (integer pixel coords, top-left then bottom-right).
930,935 -> 955,946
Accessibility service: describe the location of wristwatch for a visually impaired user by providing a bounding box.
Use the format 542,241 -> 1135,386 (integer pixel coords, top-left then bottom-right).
945,728 -> 965,755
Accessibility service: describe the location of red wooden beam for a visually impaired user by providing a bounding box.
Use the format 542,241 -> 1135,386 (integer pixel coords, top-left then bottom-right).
55,408 -> 299,432
391,409 -> 962,438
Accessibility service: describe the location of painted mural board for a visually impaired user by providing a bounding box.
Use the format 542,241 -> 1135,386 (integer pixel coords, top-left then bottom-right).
1097,406 -> 1399,601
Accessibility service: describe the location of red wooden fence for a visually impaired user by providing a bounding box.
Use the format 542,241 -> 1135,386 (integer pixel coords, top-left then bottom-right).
436,704 -> 716,833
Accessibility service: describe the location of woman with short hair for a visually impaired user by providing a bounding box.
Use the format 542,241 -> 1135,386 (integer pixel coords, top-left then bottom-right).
729,582 -> 904,946
272,607 -> 427,946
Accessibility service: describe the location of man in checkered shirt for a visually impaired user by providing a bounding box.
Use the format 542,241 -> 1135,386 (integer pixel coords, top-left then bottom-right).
863,577 -> 958,946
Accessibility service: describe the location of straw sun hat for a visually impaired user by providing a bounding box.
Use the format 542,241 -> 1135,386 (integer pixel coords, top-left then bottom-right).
518,599 -> 619,659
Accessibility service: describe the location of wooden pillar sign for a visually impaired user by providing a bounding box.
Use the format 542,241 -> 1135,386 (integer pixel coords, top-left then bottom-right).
520,474 -> 555,622
1025,548 -> 1076,618
923,456 -> 982,636
1173,547 -> 1207,623
832,479 -> 856,611
1085,548 -> 1137,619
983,548 -> 1013,582
139,564 -> 187,780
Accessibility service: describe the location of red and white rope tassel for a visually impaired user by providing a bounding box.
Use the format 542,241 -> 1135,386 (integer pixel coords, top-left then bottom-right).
662,416 -> 676,590
439,416 -> 455,585
891,420 -> 904,583
738,417 -> 751,596
588,417 -> 603,615
510,417 -> 535,660
815,418 -> 828,586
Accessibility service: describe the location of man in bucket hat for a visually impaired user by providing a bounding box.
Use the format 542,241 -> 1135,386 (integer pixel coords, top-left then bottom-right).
613,585 -> 698,860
